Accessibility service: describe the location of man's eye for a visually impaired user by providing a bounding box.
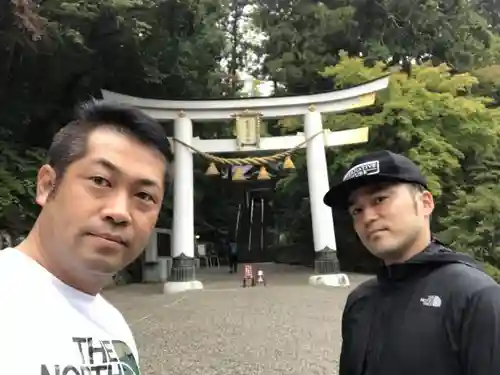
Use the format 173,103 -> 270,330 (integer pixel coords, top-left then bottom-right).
90,176 -> 111,187
350,207 -> 361,217
137,192 -> 155,203
374,196 -> 387,204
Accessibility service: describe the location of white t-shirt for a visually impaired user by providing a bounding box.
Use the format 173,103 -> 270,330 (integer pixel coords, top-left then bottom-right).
0,247 -> 140,375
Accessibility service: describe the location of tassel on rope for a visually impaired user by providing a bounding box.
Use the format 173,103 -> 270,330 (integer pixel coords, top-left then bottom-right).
232,166 -> 247,181
283,156 -> 295,170
257,166 -> 271,180
205,162 -> 219,176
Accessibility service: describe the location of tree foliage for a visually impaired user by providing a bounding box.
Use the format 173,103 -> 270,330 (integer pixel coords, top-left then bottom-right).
254,0 -> 496,95
1,0 -> 233,233
0,131 -> 45,232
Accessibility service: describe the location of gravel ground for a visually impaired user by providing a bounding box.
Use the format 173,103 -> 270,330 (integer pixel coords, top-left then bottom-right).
103,264 -> 373,375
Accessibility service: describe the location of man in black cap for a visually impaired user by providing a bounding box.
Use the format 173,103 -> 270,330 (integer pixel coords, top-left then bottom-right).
324,150 -> 500,375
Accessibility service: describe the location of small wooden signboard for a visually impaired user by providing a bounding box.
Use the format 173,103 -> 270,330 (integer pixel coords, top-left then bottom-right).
256,269 -> 266,286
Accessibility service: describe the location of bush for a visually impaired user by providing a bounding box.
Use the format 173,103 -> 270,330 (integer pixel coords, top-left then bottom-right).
482,262 -> 500,284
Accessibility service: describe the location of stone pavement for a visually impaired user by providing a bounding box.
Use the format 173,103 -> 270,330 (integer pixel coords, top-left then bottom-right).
103,264 -> 373,375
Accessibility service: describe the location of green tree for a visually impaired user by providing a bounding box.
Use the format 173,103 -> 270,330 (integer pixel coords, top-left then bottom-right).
254,0 -> 495,95
0,0 -> 237,231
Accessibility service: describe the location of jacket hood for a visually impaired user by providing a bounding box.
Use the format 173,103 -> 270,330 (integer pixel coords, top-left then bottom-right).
377,239 -> 482,281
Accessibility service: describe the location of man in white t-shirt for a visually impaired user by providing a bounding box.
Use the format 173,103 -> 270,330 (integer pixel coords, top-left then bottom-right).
0,100 -> 172,374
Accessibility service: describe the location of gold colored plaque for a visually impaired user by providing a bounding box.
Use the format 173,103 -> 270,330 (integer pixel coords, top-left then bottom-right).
232,110 -> 262,149
350,92 -> 376,109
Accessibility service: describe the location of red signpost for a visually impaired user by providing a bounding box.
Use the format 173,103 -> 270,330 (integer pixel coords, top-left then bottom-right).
242,264 -> 255,287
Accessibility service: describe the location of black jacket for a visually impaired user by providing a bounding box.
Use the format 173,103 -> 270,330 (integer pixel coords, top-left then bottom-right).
339,240 -> 500,375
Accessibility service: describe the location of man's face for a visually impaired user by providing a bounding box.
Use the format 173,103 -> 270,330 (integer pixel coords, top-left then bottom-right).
36,127 -> 167,277
347,182 -> 434,263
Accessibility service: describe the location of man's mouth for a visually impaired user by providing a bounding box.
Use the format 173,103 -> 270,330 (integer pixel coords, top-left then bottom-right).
368,228 -> 388,237
89,233 -> 127,247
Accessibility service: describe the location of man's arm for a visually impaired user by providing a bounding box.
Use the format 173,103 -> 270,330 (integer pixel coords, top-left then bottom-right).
460,284 -> 500,374
338,296 -> 352,375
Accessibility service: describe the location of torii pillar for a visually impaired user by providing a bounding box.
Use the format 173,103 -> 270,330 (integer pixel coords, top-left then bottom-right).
101,75 -> 390,293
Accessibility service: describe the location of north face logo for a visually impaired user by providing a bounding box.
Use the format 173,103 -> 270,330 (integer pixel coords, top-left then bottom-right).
40,338 -> 140,375
343,160 -> 380,181
420,295 -> 442,308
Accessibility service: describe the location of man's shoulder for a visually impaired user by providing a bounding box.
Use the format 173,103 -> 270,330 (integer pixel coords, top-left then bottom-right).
96,294 -> 136,338
424,241 -> 498,293
433,261 -> 500,296
345,276 -> 379,305
0,248 -> 28,288
344,261 -> 499,302
96,294 -> 131,326
0,247 -> 18,265
96,294 -> 139,361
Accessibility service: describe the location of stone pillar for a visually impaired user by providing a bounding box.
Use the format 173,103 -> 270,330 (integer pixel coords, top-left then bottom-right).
164,113 -> 203,294
304,107 -> 347,286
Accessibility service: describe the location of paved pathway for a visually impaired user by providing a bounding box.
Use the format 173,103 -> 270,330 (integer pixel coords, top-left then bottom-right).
103,264 -> 373,375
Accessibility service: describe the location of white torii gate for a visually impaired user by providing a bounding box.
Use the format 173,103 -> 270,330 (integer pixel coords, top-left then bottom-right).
101,76 -> 389,294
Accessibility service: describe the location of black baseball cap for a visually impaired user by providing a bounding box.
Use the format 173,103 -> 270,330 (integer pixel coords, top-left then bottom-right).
323,150 -> 428,209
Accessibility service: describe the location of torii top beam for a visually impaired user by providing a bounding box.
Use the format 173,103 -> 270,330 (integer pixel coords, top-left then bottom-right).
101,76 -> 390,121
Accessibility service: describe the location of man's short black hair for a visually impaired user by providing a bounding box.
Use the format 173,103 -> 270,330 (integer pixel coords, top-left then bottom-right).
47,100 -> 172,180
408,182 -> 427,194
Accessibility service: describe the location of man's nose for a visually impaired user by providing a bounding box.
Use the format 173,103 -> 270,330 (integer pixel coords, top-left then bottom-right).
360,205 -> 379,226
102,192 -> 132,225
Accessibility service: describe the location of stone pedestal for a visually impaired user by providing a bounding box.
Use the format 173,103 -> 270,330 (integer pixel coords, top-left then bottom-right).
163,253 -> 203,294
314,247 -> 340,274
309,247 -> 350,287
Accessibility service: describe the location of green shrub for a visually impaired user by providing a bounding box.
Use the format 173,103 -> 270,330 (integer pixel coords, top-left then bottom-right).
482,262 -> 500,284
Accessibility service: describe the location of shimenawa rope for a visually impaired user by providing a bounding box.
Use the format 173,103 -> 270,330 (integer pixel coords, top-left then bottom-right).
171,130 -> 324,166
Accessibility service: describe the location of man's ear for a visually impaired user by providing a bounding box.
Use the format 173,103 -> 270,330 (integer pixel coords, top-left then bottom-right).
35,164 -> 58,207
421,190 -> 435,217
